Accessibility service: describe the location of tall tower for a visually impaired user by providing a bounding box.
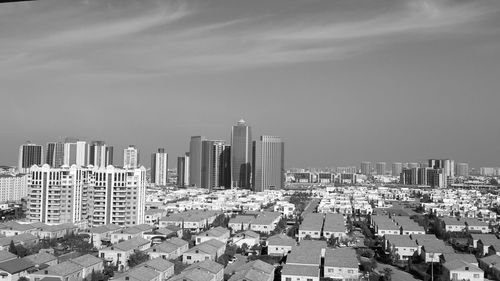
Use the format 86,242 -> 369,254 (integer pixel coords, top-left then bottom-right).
392,162 -> 402,177
177,156 -> 186,187
89,141 -> 113,167
46,142 -> 65,168
151,148 -> 168,186
18,142 -> 43,173
123,145 -> 139,169
201,140 -> 231,190
375,162 -> 386,175
189,136 -> 206,187
231,119 -> 252,188
64,139 -> 89,167
360,162 -> 372,176
253,136 -> 284,192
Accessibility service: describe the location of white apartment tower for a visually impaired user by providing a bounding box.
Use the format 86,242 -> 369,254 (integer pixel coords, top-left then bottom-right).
151,148 -> 168,186
90,165 -> 146,226
28,164 -> 146,227
123,145 -> 139,169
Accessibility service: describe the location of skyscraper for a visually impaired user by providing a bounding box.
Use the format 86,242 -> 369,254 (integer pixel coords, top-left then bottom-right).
89,141 -> 113,167
429,159 -> 454,186
253,136 -> 285,192
177,156 -> 186,187
392,162 -> 402,177
201,140 -> 231,190
63,139 -> 89,167
184,152 -> 190,187
375,162 -> 386,175
18,142 -> 43,173
123,145 -> 139,169
151,148 -> 168,186
360,162 -> 372,176
189,136 -> 206,187
231,120 -> 252,188
455,163 -> 469,177
46,142 -> 65,168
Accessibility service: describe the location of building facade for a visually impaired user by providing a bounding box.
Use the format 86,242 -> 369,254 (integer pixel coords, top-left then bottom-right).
151,148 -> 168,186
253,136 -> 284,192
231,120 -> 252,188
18,143 -> 43,174
123,145 -> 139,169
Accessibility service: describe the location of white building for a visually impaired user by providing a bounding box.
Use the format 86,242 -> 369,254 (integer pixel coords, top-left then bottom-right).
151,148 -> 168,186
123,145 -> 139,169
0,174 -> 28,203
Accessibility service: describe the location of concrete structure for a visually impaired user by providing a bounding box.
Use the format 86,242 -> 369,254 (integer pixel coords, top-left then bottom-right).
0,174 -> 28,203
189,136 -> 206,188
18,142 -> 43,174
151,148 -> 168,186
123,145 -> 139,169
46,141 -> 65,168
231,120 -> 252,189
253,136 -> 285,192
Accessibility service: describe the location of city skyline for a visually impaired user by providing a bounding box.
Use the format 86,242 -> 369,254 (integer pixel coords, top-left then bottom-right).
1,0 -> 500,168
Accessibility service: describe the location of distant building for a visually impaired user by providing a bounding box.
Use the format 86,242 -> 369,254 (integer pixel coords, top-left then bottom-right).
18,142 -> 43,174
392,162 -> 402,177
231,119 -> 252,188
360,162 -> 372,176
189,136 -> 206,187
253,136 -> 285,192
64,139 -> 89,167
456,163 -> 469,177
89,141 -> 113,167
375,162 -> 386,175
0,174 -> 28,203
123,145 -> 139,169
335,166 -> 357,174
201,140 -> 231,189
45,142 -> 65,168
151,148 -> 168,186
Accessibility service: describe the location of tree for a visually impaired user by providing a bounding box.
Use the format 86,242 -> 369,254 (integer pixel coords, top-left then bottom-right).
17,277 -> 29,281
8,240 -> 17,256
127,251 -> 149,268
15,244 -> 28,257
382,268 -> 393,281
303,235 -> 312,240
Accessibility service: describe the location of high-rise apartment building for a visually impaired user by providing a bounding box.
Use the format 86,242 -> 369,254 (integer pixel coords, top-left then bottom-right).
89,141 -> 113,167
0,174 -> 28,203
46,142 -> 65,168
253,136 -> 285,192
189,136 -> 206,188
18,142 -> 43,174
392,162 -> 403,177
123,145 -> 139,169
28,164 -> 146,226
400,167 -> 445,188
375,162 -> 386,175
455,163 -> 469,177
63,139 -> 89,167
151,148 -> 168,186
90,165 -> 146,226
231,120 -> 252,188
177,156 -> 186,187
336,166 -> 358,174
28,164 -> 91,224
407,163 -> 419,169
429,159 -> 454,186
201,140 -> 231,190
360,162 -> 372,176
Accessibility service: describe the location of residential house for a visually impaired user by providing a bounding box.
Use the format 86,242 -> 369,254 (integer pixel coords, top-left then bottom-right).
182,239 -> 226,264
250,212 -> 281,234
0,258 -> 35,281
298,213 -> 324,240
324,248 -> 360,281
110,225 -> 154,244
169,260 -> 223,281
371,216 -> 400,237
464,218 -> 490,234
228,260 -> 275,281
478,255 -> 500,281
137,258 -> 174,281
194,227 -> 230,245
442,260 -> 483,281
30,261 -> 83,281
146,238 -> 189,260
145,209 -> 168,226
0,233 -> 38,251
384,235 -> 418,261
111,266 -> 161,281
70,254 -> 104,280
99,237 -> 151,271
232,230 -> 260,248
228,216 -> 254,233
281,264 -> 319,281
267,234 -> 296,256
24,252 -> 58,267
0,251 -> 16,263
81,224 -> 121,249
323,213 -> 346,239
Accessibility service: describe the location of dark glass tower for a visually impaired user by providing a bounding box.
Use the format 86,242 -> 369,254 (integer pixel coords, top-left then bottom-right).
231,119 -> 252,188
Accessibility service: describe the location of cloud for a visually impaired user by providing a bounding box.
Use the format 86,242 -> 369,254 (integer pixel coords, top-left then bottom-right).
1,0 -> 499,75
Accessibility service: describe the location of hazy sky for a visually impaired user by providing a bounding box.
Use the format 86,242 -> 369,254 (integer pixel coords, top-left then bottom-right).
1,0 -> 500,169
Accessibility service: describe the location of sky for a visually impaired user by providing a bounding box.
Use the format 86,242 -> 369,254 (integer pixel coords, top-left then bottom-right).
1,0 -> 500,169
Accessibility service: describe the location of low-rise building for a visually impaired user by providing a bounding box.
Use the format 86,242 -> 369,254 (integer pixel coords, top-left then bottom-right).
194,227 -> 230,245
298,213 -> 324,240
324,248 -> 360,281
146,238 -> 189,260
232,230 -> 260,249
0,258 -> 34,281
442,260 -> 483,281
170,260 -> 223,281
182,239 -> 226,264
228,260 -> 275,281
99,237 -> 151,271
267,234 -> 296,256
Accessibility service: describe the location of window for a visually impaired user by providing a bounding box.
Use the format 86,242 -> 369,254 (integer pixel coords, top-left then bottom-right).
187,256 -> 191,260
285,278 -> 291,281
474,274 -> 480,278
307,279 -> 313,281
